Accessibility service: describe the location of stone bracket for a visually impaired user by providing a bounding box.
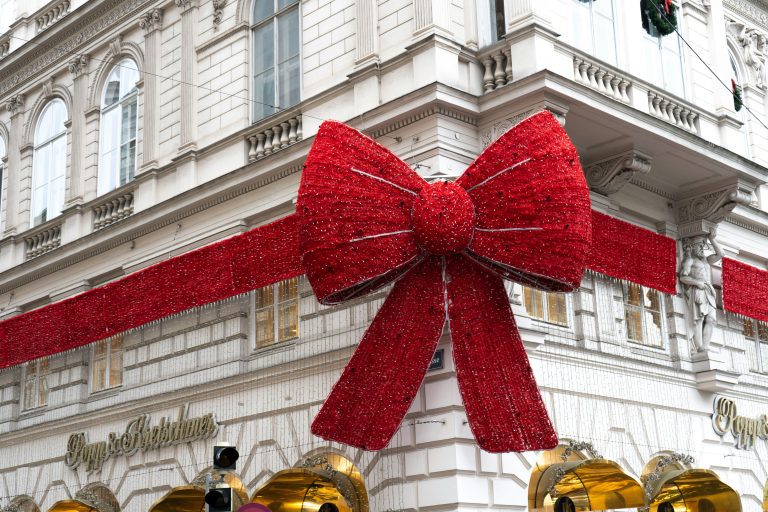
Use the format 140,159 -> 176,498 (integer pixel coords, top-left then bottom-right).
677,181 -> 756,237
585,150 -> 652,195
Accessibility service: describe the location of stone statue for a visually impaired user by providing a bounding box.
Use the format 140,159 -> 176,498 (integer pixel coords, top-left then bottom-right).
739,27 -> 767,89
679,228 -> 723,353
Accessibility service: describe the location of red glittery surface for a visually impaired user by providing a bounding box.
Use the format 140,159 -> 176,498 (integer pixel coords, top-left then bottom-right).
588,211 -> 677,294
0,216 -> 303,369
723,258 -> 768,323
302,112 -> 588,452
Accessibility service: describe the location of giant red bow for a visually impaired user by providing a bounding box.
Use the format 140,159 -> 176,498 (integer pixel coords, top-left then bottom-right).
298,112 -> 592,452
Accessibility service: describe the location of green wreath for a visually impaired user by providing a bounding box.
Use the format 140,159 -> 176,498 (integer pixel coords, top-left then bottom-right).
641,0 -> 677,36
732,80 -> 743,112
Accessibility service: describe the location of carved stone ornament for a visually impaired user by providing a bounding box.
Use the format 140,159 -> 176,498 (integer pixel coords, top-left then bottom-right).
74,490 -> 116,512
108,35 -> 123,56
727,19 -> 767,89
677,184 -> 755,236
585,150 -> 652,195
212,0 -> 226,26
67,54 -> 90,76
5,94 -> 24,115
139,8 -> 164,32
175,0 -> 197,10
725,0 -> 768,31
42,77 -> 55,98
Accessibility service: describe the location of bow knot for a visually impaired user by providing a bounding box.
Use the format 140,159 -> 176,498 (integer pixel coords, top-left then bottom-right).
412,181 -> 475,255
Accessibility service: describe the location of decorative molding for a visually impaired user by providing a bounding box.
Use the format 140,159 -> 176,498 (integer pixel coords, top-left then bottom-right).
629,175 -> 674,199
67,54 -> 90,76
175,0 -> 198,10
370,105 -> 477,139
479,43 -> 512,93
725,0 -> 768,30
42,77 -> 55,99
479,103 -> 566,148
5,94 -> 24,115
0,32 -> 10,60
0,0 -> 155,98
726,216 -> 768,237
573,56 -> 632,104
212,0 -> 226,27
585,150 -> 652,195
247,114 -> 303,162
647,91 -> 700,134
138,8 -> 164,32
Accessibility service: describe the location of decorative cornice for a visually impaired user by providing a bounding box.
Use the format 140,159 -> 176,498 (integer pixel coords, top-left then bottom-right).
725,0 -> 768,29
369,105 -> 477,139
0,0 -> 155,99
585,150 -> 652,195
5,94 -> 24,115
67,54 -> 90,76
139,8 -> 164,32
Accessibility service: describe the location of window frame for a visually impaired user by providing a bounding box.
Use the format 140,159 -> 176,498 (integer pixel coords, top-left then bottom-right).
570,0 -> 620,66
90,335 -> 124,394
97,59 -> 140,196
622,282 -> 667,348
22,358 -> 48,411
639,0 -> 688,98
522,286 -> 572,328
252,277 -> 299,350
31,98 -> 68,227
744,318 -> 768,373
250,0 -> 301,122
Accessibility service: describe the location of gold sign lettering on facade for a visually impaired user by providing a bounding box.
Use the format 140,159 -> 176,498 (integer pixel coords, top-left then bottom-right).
65,404 -> 218,472
712,396 -> 768,450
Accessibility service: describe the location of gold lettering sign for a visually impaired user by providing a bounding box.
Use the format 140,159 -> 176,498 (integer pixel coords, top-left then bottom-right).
65,404 -> 218,472
712,396 -> 768,450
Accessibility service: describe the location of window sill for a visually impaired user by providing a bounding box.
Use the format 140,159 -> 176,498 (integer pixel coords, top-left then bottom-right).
89,385 -> 122,399
18,405 -> 47,420
627,341 -> 670,360
251,337 -> 298,357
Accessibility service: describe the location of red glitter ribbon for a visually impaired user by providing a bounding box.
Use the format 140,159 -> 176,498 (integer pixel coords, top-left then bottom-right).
723,258 -> 768,323
299,112 -> 591,451
589,211 -> 677,294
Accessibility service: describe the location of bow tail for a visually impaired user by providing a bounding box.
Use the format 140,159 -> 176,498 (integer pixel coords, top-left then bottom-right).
445,255 -> 558,453
311,256 -> 446,450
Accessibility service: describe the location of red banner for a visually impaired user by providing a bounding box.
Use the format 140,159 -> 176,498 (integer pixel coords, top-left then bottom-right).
723,258 -> 768,323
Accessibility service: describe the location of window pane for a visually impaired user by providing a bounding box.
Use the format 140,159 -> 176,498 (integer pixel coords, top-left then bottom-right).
759,322 -> 768,342
277,9 -> 300,62
524,287 -> 545,321
745,318 -> 755,338
626,307 -> 643,342
547,293 -> 568,326
278,0 -> 298,11
278,277 -> 298,302
256,306 -> 275,347
278,55 -> 300,109
253,0 -> 274,24
24,377 -> 36,409
644,288 -> 661,311
92,357 -> 107,392
625,283 -> 643,306
255,285 -> 274,309
99,108 -> 121,195
38,373 -> 48,406
253,23 -> 276,119
644,310 -> 663,347
278,299 -> 298,341
109,349 -> 123,387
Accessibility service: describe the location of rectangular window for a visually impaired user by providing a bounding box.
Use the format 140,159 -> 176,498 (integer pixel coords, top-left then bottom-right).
569,0 -> 618,65
523,287 -> 569,327
255,277 -> 299,349
623,283 -> 664,347
252,0 -> 300,121
745,319 -> 768,372
23,359 -> 48,410
639,1 -> 686,97
91,335 -> 123,393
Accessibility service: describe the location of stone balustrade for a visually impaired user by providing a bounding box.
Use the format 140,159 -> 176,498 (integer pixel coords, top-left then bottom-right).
92,191 -> 134,230
479,43 -> 512,93
573,56 -> 632,104
648,91 -> 699,134
36,0 -> 70,33
247,113 -> 303,162
24,224 -> 61,259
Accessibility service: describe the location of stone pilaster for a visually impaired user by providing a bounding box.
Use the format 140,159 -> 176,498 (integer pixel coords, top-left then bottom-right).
139,8 -> 163,170
355,0 -> 378,64
4,95 -> 24,236
66,54 -> 90,205
413,0 -> 452,36
176,0 -> 198,151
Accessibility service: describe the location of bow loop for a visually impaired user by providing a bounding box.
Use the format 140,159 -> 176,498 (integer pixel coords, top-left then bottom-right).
298,121 -> 426,304
458,112 -> 592,292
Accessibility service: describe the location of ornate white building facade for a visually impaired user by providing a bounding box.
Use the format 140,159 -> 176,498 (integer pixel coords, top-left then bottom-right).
0,0 -> 768,511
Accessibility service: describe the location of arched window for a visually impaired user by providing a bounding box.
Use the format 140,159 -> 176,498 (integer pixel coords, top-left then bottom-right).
31,99 -> 67,226
99,59 -> 139,195
251,0 -> 300,121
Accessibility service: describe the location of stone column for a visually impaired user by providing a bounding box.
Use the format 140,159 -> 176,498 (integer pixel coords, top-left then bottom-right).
66,54 -> 90,205
139,8 -> 163,171
413,0 -> 452,36
176,0 -> 198,151
4,95 -> 24,237
355,0 -> 378,64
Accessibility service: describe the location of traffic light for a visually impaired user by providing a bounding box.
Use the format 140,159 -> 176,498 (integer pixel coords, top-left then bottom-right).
205,487 -> 232,512
213,444 -> 239,470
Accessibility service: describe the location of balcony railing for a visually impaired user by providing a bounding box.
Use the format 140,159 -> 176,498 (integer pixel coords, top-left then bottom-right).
247,112 -> 303,162
24,223 -> 62,259
36,0 -> 70,33
479,42 -> 512,92
92,190 -> 134,230
573,56 -> 631,104
647,91 -> 699,134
